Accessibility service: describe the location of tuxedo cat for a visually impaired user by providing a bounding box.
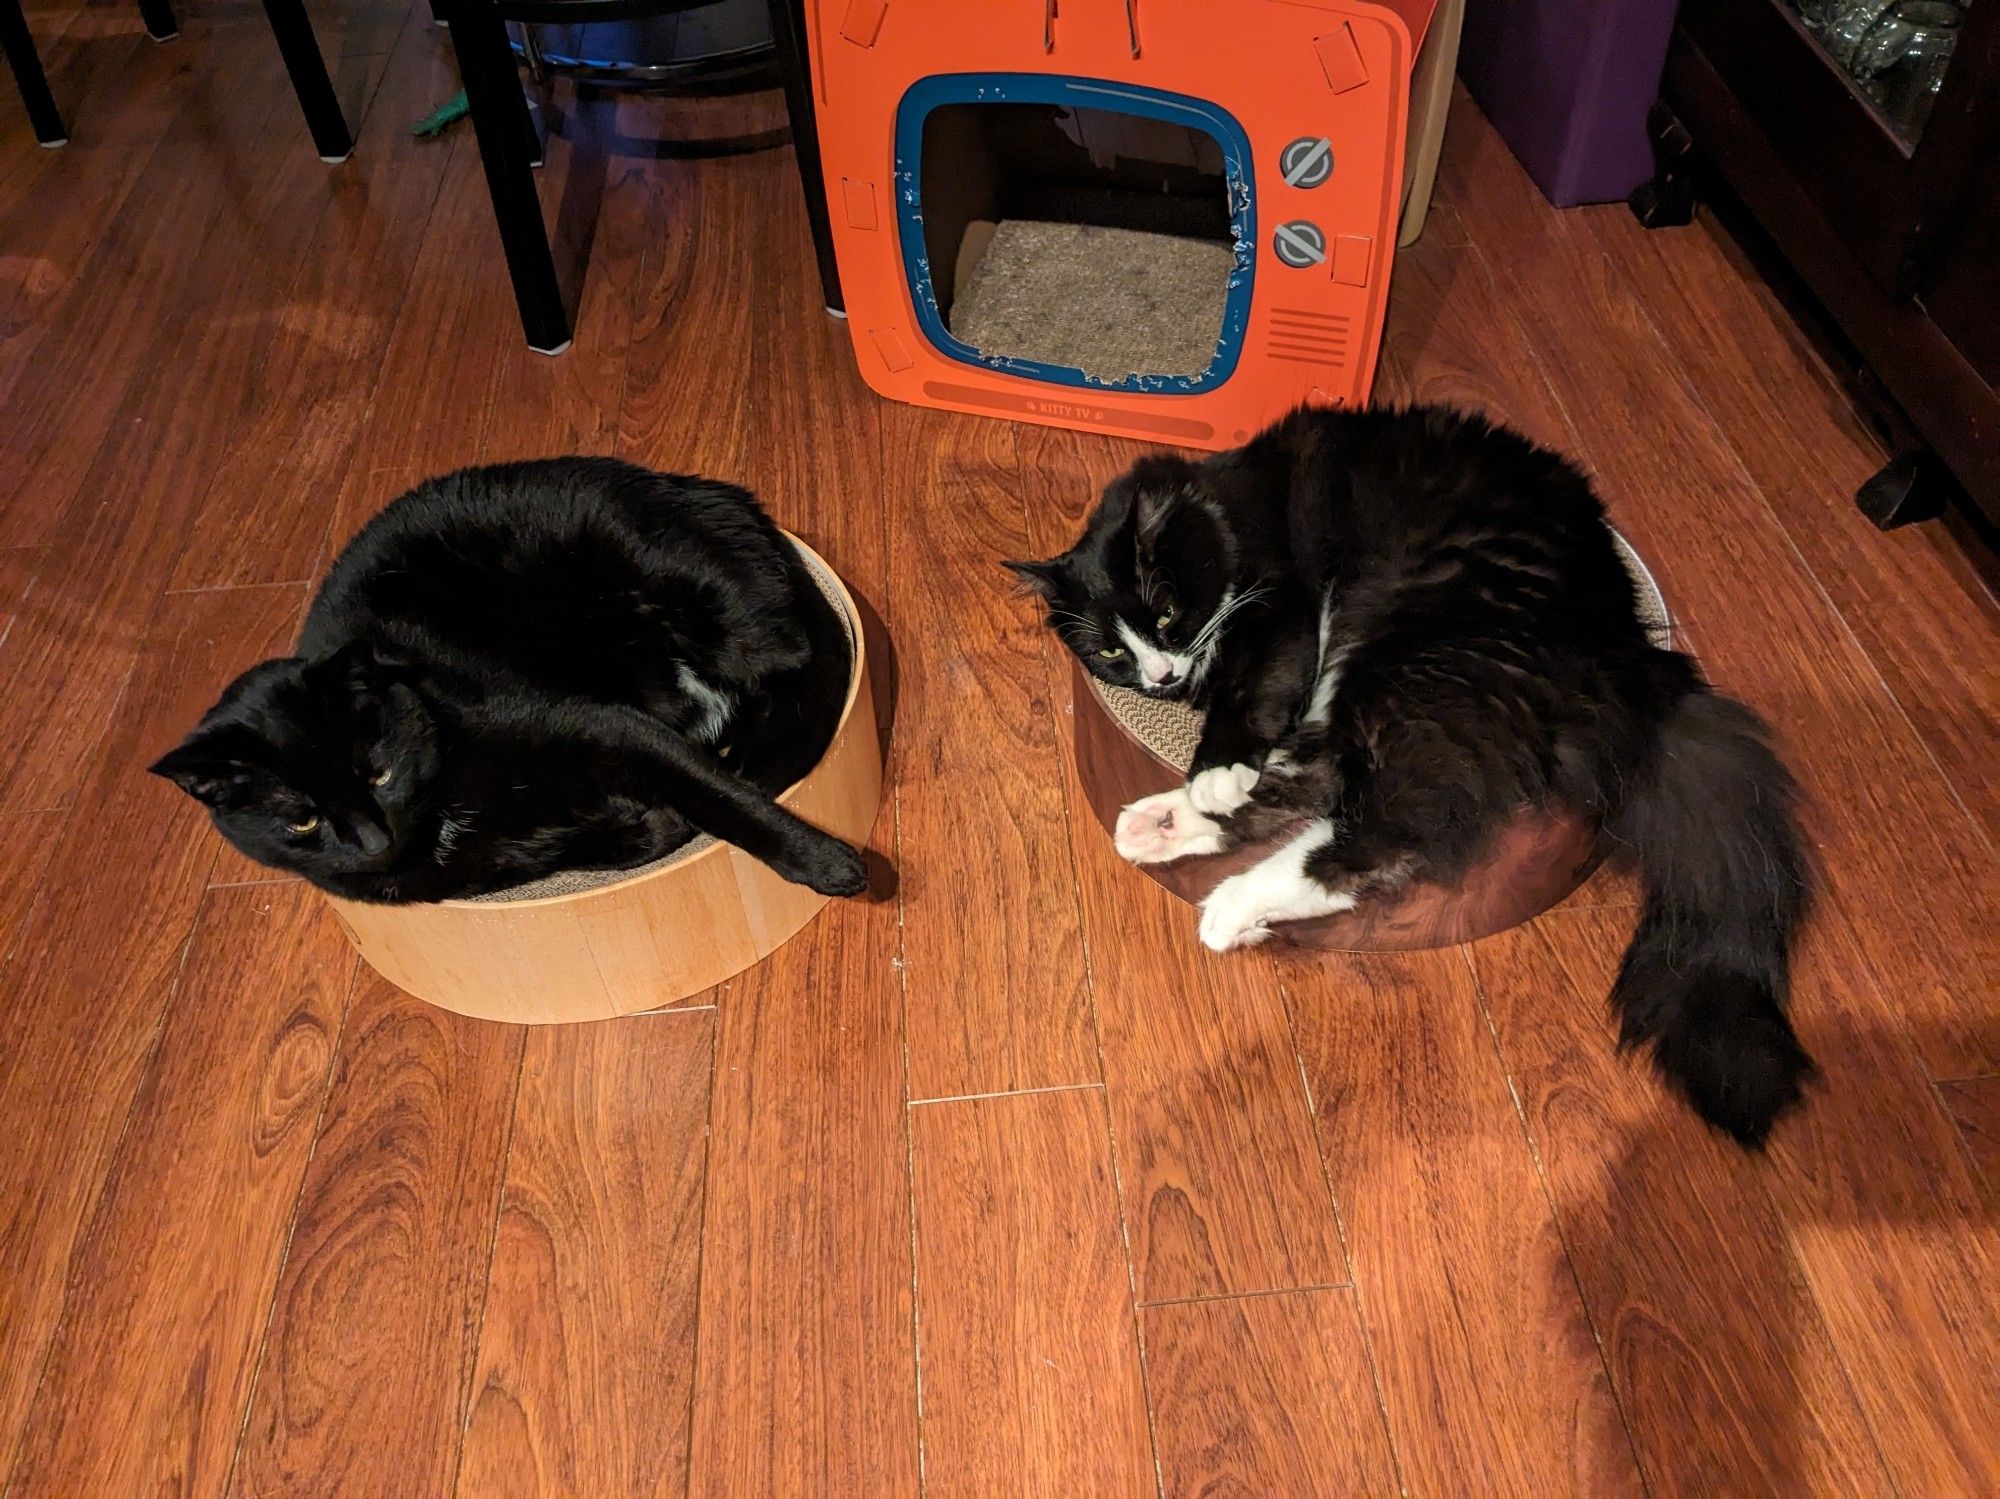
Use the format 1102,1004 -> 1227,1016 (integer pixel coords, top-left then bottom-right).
154,458 -> 868,903
1011,405 -> 1815,1147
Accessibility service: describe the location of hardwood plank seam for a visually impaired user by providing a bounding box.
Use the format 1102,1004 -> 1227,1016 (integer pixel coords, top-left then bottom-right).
1930,1078 -> 1998,1197
0,33 -> 167,358
1454,941 -> 1658,1496
154,5 -> 421,541
1046,829 -> 1168,1494
1007,434 -> 1169,1482
1017,473 -> 1110,1092
221,955 -> 365,1495
4,70 -> 297,552
1442,209 -> 1593,468
1440,199 -> 1991,1086
0,558 -> 37,657
658,990 -> 727,1498
994,445 -> 1161,1488
890,836 -> 932,1495
670,984 -> 732,1487
598,127 -> 642,491
1087,1077 -> 1167,1499
161,580 -> 315,596
299,136 -> 471,587
1094,1065 -> 1169,1499
1267,972 -> 1411,1498
0,817 -> 59,972
880,472 -> 937,1492
1516,919 -> 1905,1488
1022,485 -> 1166,1498
443,1043 -> 528,1497
1580,221 -> 1995,864
205,3 -> 439,596
907,1080 -> 1105,1108
8,647 -> 143,816
0,874 -> 223,1488
1136,1282 -> 1357,1310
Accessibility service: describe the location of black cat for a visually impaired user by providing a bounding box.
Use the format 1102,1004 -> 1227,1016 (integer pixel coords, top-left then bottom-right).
153,458 -> 868,902
1010,405 -> 1816,1147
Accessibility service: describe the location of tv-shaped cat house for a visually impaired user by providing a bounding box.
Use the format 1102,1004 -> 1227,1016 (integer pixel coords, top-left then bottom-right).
808,0 -> 1435,450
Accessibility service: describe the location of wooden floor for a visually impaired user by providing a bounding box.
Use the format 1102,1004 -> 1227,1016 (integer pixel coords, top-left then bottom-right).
2,2 -> 1996,1493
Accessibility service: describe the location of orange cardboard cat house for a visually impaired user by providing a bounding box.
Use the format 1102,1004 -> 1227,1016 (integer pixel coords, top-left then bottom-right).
805,0 -> 1434,450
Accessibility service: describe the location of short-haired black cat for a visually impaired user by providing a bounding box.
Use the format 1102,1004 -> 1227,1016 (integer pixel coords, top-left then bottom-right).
154,458 -> 869,903
1010,405 -> 1815,1148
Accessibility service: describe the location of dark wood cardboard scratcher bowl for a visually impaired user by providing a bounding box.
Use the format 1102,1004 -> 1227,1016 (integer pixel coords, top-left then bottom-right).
325,537 -> 882,1024
1072,528 -> 1672,952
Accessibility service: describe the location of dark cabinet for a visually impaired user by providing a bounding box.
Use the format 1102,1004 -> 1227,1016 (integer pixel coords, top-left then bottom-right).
1641,0 -> 1998,526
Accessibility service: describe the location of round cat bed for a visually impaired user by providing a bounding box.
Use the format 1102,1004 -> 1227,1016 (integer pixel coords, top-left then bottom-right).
323,536 -> 881,1023
1071,528 -> 1672,952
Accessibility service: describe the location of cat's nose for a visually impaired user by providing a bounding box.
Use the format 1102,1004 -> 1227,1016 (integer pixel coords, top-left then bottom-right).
1144,662 -> 1179,686
354,821 -> 390,857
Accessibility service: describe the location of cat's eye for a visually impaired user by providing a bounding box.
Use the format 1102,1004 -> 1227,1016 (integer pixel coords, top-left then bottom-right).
1156,603 -> 1178,629
371,768 -> 393,787
288,815 -> 320,835
1097,646 -> 1125,660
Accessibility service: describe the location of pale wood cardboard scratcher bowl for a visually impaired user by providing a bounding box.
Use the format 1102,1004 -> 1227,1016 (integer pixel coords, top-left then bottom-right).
1071,527 -> 1673,953
325,536 -> 882,1024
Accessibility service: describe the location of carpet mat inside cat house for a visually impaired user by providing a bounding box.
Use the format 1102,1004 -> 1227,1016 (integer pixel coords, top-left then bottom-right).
946,220 -> 1235,383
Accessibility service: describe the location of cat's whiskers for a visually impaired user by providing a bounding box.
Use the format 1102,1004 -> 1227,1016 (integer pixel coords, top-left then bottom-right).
434,804 -> 476,864
1187,584 -> 1268,666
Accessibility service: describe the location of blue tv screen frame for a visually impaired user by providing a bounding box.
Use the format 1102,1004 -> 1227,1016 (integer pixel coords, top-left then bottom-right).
892,72 -> 1257,395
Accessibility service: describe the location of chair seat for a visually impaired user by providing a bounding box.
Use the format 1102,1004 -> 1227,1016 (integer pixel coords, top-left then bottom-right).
445,0 -> 840,353
452,0 -> 737,26
512,5 -> 773,88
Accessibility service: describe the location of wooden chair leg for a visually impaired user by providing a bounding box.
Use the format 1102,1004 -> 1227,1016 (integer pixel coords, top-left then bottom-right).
766,0 -> 843,315
261,0 -> 353,161
136,0 -> 178,41
2,0 -> 67,146
449,4 -> 571,353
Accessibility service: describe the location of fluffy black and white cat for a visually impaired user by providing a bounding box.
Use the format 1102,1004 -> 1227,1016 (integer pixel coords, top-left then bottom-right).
153,458 -> 868,903
1010,405 -> 1816,1147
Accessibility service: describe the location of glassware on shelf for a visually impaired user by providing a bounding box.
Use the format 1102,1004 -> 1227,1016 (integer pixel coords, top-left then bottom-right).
1873,1 -> 1964,136
1795,0 -> 1862,37
1818,0 -> 1900,69
1796,0 -> 1968,140
1824,0 -> 1896,74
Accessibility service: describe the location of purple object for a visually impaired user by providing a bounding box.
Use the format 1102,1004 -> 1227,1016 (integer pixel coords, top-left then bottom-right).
1456,0 -> 1680,207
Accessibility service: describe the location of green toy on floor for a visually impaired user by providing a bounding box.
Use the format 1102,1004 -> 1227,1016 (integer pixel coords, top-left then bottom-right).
413,90 -> 468,137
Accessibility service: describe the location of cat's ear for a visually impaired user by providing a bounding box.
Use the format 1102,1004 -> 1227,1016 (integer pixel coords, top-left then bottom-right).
1124,456 -> 1199,546
316,639 -> 396,696
1003,557 -> 1066,599
150,731 -> 255,806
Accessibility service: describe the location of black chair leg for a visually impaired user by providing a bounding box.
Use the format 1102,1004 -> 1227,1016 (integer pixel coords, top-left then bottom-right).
766,0 -> 843,315
136,0 -> 177,41
2,0 -> 67,145
261,0 -> 352,161
449,4 -> 570,353
516,42 -> 548,168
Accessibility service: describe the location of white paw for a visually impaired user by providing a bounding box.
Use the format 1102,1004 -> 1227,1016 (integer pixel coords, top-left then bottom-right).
1114,787 -> 1224,865
1198,872 -> 1281,951
1186,762 -> 1260,816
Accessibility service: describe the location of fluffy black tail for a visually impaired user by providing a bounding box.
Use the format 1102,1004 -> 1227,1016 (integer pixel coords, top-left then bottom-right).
1604,682 -> 1817,1147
